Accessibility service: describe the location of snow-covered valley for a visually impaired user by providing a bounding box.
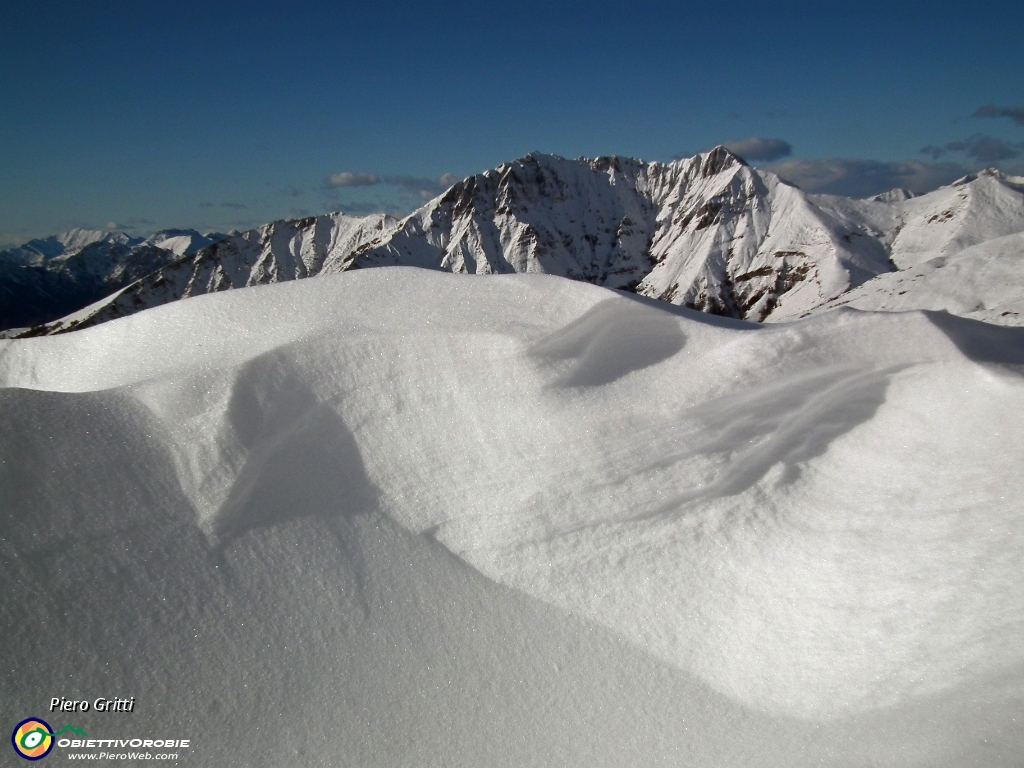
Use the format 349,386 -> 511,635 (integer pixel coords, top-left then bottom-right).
2,268 -> 1022,765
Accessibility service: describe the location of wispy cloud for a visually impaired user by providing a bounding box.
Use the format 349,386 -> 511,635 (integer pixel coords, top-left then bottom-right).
765,158 -> 972,198
921,134 -> 1022,163
721,137 -> 793,162
0,233 -> 30,249
382,175 -> 459,199
199,201 -> 248,209
324,171 -> 460,199
225,218 -> 259,230
974,104 -> 1024,127
326,172 -> 380,187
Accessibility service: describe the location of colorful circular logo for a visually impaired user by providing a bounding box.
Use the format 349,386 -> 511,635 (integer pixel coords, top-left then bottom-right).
11,718 -> 54,761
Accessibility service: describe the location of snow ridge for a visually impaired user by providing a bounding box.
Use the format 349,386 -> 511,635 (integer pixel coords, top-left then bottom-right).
3,269 -> 1023,763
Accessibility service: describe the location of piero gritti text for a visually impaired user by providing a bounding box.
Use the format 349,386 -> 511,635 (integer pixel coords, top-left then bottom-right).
50,696 -> 136,712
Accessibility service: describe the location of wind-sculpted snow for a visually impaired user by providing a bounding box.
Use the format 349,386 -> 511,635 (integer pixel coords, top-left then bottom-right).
2,270 -> 1023,765
528,296 -> 687,386
634,365 -> 903,509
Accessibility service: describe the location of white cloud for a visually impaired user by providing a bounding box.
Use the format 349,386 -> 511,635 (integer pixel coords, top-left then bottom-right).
325,172 -> 459,197
764,158 -> 974,198
326,172 -> 380,188
921,134 -> 1023,163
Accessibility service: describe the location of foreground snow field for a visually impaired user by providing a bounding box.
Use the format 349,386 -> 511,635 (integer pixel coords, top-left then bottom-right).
2,268 -> 1023,766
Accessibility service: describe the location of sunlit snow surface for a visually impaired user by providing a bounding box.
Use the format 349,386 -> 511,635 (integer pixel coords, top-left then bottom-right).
2,268 -> 1023,766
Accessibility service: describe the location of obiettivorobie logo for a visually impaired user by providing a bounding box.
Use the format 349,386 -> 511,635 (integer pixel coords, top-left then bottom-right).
12,719 -> 190,761
11,719 -> 87,761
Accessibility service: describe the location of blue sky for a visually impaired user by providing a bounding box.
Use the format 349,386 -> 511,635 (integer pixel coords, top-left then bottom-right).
2,0 -> 1023,244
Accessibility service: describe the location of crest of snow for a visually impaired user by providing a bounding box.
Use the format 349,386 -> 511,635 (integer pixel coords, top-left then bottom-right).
2,269 -> 1022,766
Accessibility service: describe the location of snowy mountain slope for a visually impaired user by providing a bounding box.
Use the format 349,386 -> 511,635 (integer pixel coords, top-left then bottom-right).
887,170 -> 1024,269
2,269 -> 1022,765
0,227 -> 226,331
806,169 -> 1024,271
869,187 -> 917,203
795,171 -> 1024,324
814,231 -> 1024,325
351,149 -> 893,322
29,212 -> 400,333
633,156 -> 894,321
348,154 -> 662,286
0,226 -> 223,267
146,228 -> 228,257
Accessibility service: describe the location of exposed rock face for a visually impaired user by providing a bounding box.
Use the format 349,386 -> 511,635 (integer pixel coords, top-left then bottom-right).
344,147 -> 896,324
17,151 -> 1024,336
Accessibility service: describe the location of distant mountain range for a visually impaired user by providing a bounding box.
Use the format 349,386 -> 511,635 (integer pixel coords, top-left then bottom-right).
4,147 -> 1023,336
0,228 -> 227,331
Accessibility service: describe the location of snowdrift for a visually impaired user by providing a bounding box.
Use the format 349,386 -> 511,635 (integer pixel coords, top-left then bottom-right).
2,268 -> 1022,766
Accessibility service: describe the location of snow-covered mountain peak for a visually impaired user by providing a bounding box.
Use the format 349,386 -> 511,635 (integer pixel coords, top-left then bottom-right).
881,167 -> 1024,269
1,228 -> 125,265
143,228 -> 226,256
946,167 -> 1024,193
16,150 -> 892,333
56,227 -> 123,251
869,188 -> 917,203
687,144 -> 748,175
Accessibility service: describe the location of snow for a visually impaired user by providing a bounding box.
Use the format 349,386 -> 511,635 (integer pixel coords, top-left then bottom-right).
809,170 -> 1024,274
2,268 -> 1023,765
0,229 -> 122,266
146,230 -> 226,256
819,231 -> 1024,325
868,188 -> 917,203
